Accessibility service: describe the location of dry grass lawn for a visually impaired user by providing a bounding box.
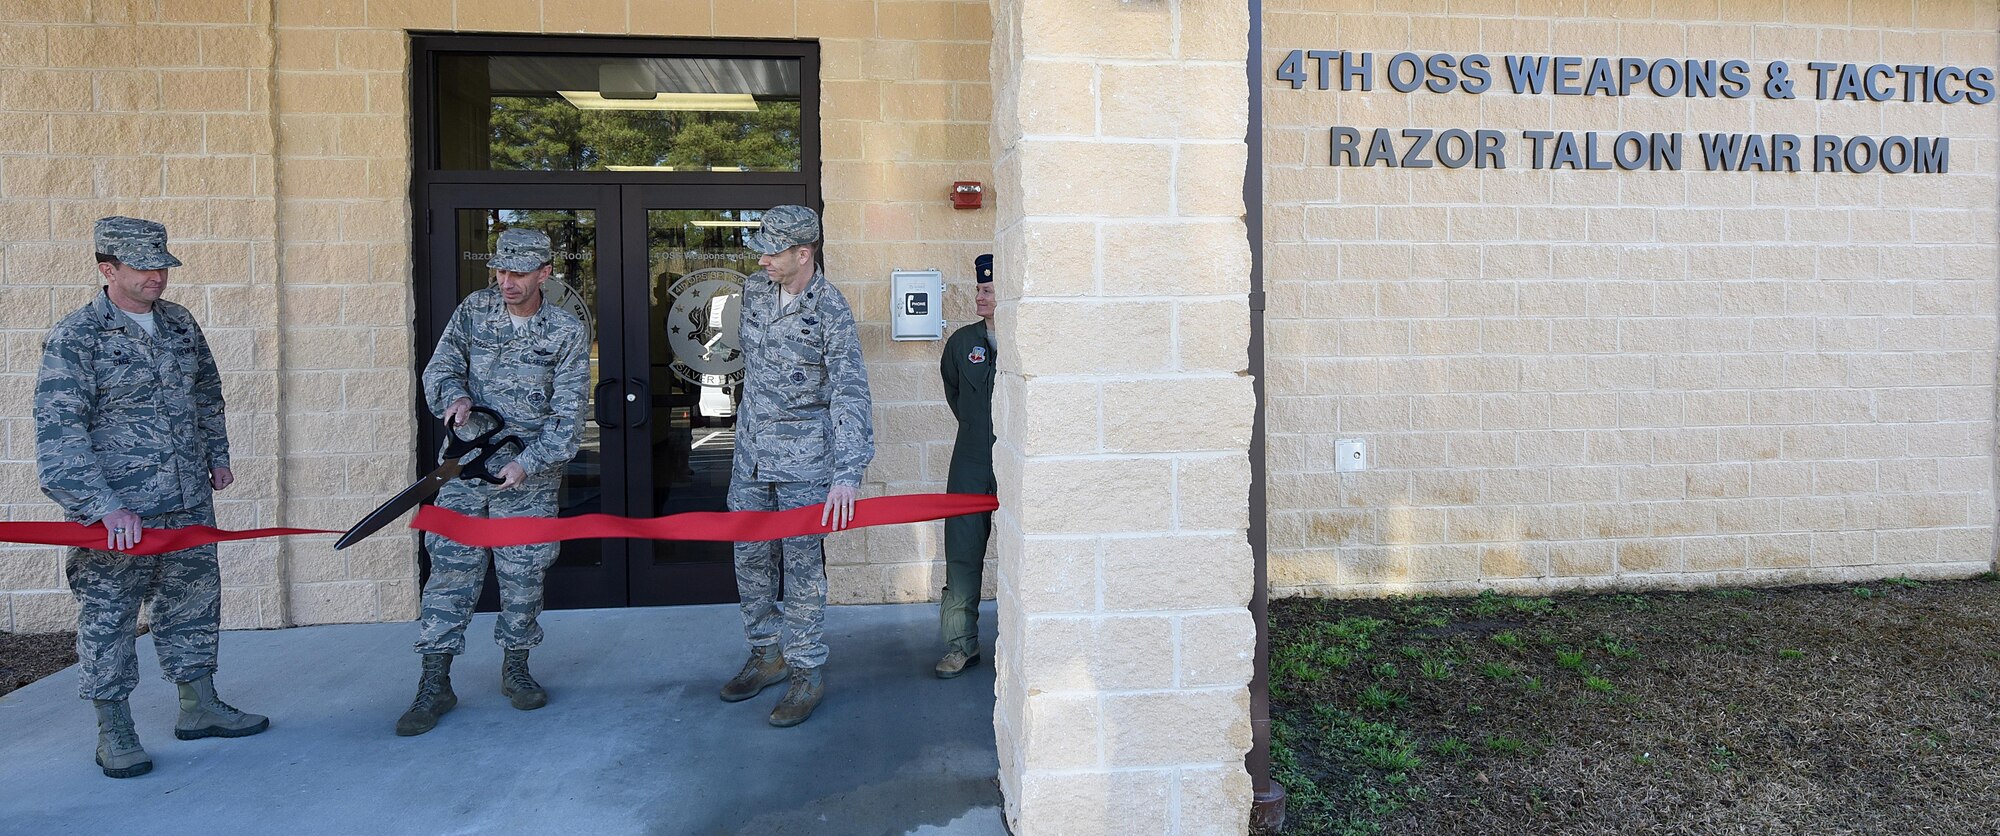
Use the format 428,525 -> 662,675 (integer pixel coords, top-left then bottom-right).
1265,575 -> 2000,835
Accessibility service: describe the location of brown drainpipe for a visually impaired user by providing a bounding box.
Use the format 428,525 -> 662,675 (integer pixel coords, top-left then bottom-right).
1245,0 -> 1286,830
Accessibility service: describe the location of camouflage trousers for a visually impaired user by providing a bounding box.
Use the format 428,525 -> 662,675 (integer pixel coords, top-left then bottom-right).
66,504 -> 219,701
414,476 -> 561,656
728,479 -> 830,670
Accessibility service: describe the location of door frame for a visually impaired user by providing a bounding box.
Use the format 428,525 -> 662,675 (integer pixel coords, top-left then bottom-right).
409,33 -> 821,608
618,184 -> 806,604
422,184 -> 630,610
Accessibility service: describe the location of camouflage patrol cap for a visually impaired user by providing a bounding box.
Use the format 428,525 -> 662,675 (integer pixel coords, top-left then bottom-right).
745,205 -> 822,255
490,228 -> 552,272
93,216 -> 182,271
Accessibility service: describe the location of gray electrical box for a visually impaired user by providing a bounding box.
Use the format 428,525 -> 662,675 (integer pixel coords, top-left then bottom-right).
890,268 -> 945,341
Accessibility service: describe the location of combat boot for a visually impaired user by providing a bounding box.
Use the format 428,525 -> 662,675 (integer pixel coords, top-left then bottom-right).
768,666 -> 824,728
719,644 -> 787,702
395,653 -> 458,737
175,675 -> 270,740
935,649 -> 980,679
92,699 -> 152,779
501,649 -> 548,711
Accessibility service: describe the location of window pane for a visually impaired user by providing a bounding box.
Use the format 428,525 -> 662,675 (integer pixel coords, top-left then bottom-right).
436,54 -> 803,172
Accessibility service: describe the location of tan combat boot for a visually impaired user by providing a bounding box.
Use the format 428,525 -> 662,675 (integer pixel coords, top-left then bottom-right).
935,649 -> 981,679
175,675 -> 270,740
719,644 -> 787,702
768,666 -> 824,728
93,699 -> 152,778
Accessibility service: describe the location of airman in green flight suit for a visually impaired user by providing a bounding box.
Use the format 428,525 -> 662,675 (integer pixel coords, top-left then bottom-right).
935,254 -> 996,679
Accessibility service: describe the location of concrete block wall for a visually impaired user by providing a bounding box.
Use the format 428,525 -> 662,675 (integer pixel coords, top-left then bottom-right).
0,0 -> 287,632
1263,0 -> 2000,597
0,0 -> 994,630
989,0 -> 1257,832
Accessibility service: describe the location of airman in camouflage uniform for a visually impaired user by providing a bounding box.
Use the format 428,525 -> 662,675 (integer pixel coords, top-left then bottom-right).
396,228 -> 591,737
36,216 -> 268,779
719,205 -> 874,728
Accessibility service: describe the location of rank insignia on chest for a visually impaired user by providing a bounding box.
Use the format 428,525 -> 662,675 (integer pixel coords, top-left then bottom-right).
969,346 -> 988,364
791,371 -> 806,382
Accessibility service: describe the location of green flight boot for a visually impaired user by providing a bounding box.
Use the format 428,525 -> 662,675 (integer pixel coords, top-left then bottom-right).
719,644 -> 787,703
501,649 -> 548,711
395,653 -> 458,737
92,699 -> 152,779
768,666 -> 824,728
175,675 -> 270,740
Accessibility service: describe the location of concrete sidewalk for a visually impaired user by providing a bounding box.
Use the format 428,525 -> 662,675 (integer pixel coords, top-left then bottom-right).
0,602 -> 1005,836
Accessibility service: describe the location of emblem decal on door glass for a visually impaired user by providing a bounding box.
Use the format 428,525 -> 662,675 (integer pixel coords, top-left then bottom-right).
665,267 -> 748,388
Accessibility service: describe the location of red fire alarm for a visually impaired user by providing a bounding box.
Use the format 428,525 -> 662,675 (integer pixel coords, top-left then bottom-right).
951,180 -> 983,210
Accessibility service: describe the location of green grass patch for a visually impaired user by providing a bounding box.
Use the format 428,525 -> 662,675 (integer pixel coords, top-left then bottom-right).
1778,649 -> 1805,660
1478,661 -> 1519,681
1555,648 -> 1586,670
1583,675 -> 1616,693
1508,596 -> 1556,616
1598,635 -> 1641,660
1490,630 -> 1526,651
1271,708 -> 1429,835
1883,576 -> 1923,589
1418,657 -> 1452,681
1707,745 -> 1737,772
1356,684 -> 1409,712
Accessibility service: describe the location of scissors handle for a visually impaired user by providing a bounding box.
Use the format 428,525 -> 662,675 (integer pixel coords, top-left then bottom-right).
458,434 -> 525,484
443,405 -> 523,484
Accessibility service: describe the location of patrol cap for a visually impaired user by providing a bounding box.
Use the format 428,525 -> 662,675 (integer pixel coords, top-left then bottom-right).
489,228 -> 552,273
974,253 -> 993,284
745,205 -> 822,255
93,216 -> 182,271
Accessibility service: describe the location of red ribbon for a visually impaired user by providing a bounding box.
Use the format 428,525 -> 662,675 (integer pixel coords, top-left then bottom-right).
0,522 -> 336,556
413,493 -> 1000,547
0,494 -> 999,554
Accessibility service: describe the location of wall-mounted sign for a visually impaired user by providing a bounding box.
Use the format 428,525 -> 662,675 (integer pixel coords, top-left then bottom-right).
1277,50 -> 1994,174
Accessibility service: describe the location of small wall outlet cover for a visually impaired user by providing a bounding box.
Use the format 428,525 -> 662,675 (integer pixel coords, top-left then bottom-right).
1335,438 -> 1366,472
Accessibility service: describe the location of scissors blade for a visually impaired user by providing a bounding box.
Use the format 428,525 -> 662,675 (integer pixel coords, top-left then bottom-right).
333,460 -> 463,550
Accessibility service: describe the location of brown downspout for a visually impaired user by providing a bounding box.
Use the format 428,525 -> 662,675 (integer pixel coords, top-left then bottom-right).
1245,0 -> 1286,830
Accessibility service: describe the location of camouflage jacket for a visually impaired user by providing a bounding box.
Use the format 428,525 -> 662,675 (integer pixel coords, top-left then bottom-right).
35,289 -> 229,523
732,270 -> 874,486
422,288 -> 590,476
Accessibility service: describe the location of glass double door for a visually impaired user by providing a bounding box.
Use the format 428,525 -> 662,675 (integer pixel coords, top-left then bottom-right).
422,183 -> 803,608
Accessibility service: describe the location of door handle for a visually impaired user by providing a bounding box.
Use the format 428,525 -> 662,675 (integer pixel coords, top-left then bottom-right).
629,377 -> 651,428
594,378 -> 620,429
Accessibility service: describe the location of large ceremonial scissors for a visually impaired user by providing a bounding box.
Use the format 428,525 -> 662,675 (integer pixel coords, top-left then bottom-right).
334,405 -> 523,550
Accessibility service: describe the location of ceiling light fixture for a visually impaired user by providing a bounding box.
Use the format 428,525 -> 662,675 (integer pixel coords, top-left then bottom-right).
556,91 -> 760,112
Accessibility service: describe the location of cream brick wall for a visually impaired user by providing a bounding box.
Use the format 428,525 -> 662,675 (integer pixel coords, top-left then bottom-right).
0,1 -> 287,632
1264,1 -> 2000,598
991,0 -> 1256,832
0,0 -> 993,629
